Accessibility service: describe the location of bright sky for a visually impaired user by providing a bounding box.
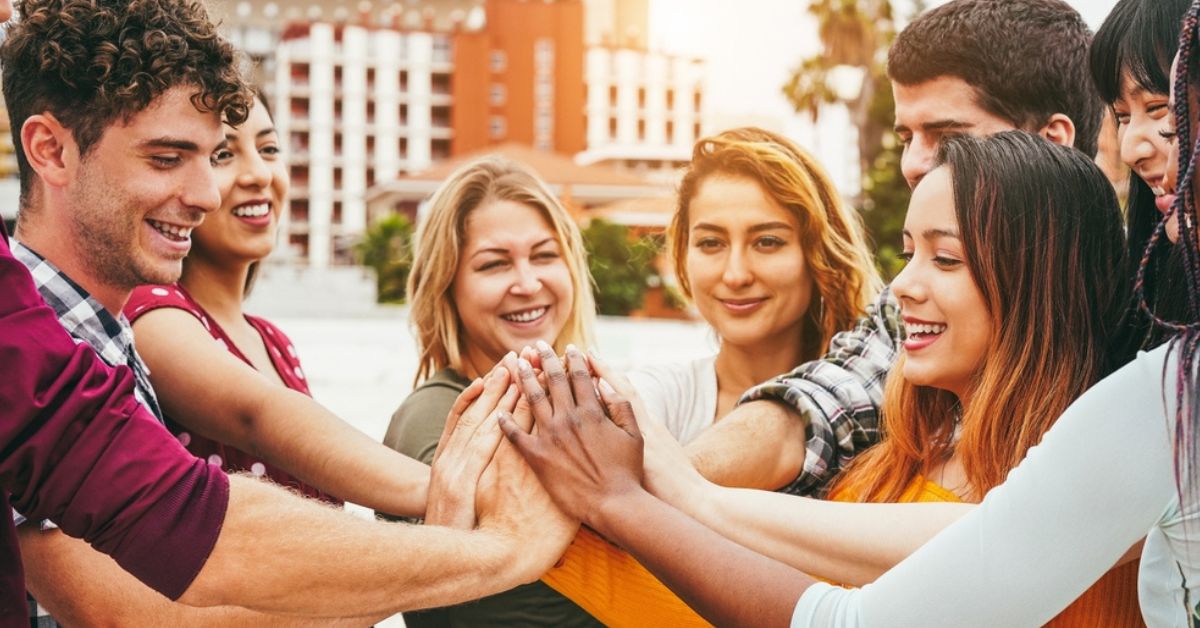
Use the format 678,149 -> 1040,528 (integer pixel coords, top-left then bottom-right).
645,0 -> 1120,190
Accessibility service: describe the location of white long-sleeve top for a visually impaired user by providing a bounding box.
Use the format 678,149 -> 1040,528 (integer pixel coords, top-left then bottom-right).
793,344 -> 1200,627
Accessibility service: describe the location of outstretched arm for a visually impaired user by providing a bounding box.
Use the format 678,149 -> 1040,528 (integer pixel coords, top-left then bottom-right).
132,308 -> 430,517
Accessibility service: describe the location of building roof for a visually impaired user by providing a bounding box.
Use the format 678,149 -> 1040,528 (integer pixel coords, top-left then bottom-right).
588,195 -> 676,228
366,142 -> 669,206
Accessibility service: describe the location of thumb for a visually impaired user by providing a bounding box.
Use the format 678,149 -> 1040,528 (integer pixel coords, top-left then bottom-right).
599,379 -> 641,439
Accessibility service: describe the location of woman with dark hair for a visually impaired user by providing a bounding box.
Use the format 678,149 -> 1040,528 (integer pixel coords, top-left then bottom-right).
123,93 -> 430,512
1091,0 -> 1191,350
490,4 -> 1200,625
530,130 -> 1140,627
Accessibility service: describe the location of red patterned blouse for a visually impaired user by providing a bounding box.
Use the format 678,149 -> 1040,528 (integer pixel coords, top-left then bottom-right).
125,283 -> 341,505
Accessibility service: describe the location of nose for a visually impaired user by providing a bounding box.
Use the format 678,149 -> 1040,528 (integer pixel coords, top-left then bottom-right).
510,259 -> 543,296
239,150 -> 272,191
721,246 -> 754,289
183,159 -> 223,214
1119,117 -> 1157,173
901,139 -> 936,188
890,256 -> 926,305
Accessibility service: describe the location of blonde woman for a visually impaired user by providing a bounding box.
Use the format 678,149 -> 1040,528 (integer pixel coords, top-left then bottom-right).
381,156 -> 600,627
629,127 -> 881,444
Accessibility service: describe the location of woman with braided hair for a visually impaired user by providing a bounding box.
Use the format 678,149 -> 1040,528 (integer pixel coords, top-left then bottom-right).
484,4 -> 1200,626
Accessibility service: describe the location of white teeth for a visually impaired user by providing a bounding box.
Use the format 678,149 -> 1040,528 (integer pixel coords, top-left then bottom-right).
502,307 -> 547,323
1151,186 -> 1167,196
233,203 -> 270,218
905,322 -> 947,336
147,219 -> 192,240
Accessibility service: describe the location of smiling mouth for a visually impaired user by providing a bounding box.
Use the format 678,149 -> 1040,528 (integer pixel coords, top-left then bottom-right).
233,202 -> 271,218
905,322 -> 947,339
501,306 -> 548,324
146,218 -> 193,242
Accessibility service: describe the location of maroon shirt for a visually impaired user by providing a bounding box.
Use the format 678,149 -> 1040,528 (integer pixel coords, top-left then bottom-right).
126,284 -> 341,505
0,221 -> 229,626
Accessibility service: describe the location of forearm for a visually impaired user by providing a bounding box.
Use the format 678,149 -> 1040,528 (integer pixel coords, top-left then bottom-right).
179,475 -> 535,616
245,388 -> 430,516
687,400 -> 807,490
21,528 -> 385,627
594,488 -> 812,628
692,484 -> 972,585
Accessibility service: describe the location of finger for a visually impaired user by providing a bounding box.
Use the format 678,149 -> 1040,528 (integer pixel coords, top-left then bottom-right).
536,339 -> 575,411
564,345 -> 607,425
447,366 -> 509,448
511,355 -> 554,426
433,376 -> 485,463
564,345 -> 598,411
521,345 -> 542,370
499,410 -> 537,459
497,383 -> 519,415
599,379 -> 642,439
586,351 -> 638,399
511,393 -> 535,432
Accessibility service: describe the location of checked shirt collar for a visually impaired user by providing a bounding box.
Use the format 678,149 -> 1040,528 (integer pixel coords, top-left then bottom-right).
12,241 -> 164,423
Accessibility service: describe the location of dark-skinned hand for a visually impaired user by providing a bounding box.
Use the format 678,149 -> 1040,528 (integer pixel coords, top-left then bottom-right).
498,341 -> 645,532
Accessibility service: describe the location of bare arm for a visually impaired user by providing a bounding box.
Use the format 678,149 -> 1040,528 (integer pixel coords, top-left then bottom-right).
685,399 -> 808,490
21,528 -> 384,627
178,468 -> 572,616
132,309 -> 429,517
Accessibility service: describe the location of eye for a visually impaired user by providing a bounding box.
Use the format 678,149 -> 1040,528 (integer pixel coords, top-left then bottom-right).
695,237 -> 724,251
532,250 -> 560,263
898,251 -> 914,263
152,154 -> 182,168
477,259 -> 509,272
754,235 -> 786,250
933,255 -> 963,269
1159,127 -> 1178,143
896,132 -> 913,147
259,143 -> 281,159
211,148 -> 234,166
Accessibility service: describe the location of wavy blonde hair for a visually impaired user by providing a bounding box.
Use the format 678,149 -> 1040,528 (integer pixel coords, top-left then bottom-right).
408,157 -> 596,383
670,127 -> 881,361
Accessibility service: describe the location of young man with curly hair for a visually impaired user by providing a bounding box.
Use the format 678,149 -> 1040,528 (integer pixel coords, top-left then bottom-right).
0,0 -> 572,625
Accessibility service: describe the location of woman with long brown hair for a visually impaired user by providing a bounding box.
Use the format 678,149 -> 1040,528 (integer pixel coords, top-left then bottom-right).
629,127 -> 879,444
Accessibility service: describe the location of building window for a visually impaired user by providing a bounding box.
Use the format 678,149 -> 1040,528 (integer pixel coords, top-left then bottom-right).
637,87 -> 646,109
637,118 -> 646,141
535,78 -> 553,105
609,116 -> 618,139
536,112 -> 553,134
666,88 -> 675,109
609,85 -> 618,107
490,116 -> 506,139
490,84 -> 507,106
535,38 -> 554,71
432,35 -> 452,64
666,120 -> 675,144
693,121 -> 702,140
490,49 -> 507,72
694,90 -> 703,112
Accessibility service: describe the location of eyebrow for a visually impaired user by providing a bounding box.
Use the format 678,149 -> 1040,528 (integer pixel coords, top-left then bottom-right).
224,127 -> 278,141
470,237 -> 557,259
138,137 -> 204,152
902,227 -> 961,240
894,119 -> 974,135
692,221 -> 793,234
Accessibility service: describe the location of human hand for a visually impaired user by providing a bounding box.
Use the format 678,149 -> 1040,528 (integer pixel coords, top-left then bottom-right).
498,341 -> 645,533
425,363 -> 517,529
585,353 -> 708,510
475,389 -> 578,581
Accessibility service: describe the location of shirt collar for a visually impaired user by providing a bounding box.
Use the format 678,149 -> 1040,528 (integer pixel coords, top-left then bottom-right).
11,241 -> 137,367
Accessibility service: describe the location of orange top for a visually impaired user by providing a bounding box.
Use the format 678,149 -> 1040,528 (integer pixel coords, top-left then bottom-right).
542,477 -> 1142,627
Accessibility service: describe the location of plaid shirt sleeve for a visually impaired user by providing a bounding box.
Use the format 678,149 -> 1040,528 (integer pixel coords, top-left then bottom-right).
739,287 -> 902,496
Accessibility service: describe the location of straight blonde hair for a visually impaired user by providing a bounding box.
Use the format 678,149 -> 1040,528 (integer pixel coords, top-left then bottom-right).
408,157 -> 596,383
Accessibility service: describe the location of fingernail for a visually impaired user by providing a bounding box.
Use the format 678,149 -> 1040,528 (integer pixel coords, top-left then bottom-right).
599,379 -> 616,395
504,351 -> 517,361
517,357 -> 533,373
490,365 -> 505,380
536,339 -> 552,352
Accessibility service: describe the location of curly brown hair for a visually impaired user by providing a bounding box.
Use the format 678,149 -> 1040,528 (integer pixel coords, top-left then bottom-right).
2,0 -> 251,205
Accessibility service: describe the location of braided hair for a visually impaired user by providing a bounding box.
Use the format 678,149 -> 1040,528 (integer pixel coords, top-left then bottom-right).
1138,0 -> 1200,499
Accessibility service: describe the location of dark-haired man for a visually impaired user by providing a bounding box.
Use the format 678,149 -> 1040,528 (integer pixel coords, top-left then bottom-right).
680,0 -> 1104,498
0,0 -> 571,625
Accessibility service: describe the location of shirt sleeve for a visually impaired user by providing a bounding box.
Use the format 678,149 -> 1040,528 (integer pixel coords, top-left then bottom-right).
791,346 -> 1177,627
0,232 -> 229,600
740,288 -> 900,496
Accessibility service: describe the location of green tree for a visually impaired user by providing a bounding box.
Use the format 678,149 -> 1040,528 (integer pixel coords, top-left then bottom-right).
356,214 -> 414,304
784,0 -> 923,279
582,219 -> 662,316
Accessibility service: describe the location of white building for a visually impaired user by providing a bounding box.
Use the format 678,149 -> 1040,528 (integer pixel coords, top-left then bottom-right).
577,46 -> 704,184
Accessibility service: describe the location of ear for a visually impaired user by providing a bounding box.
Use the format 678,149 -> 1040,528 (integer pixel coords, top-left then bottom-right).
1038,114 -> 1076,150
20,113 -> 77,189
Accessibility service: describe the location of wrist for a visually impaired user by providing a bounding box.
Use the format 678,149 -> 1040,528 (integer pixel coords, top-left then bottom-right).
591,484 -> 654,541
